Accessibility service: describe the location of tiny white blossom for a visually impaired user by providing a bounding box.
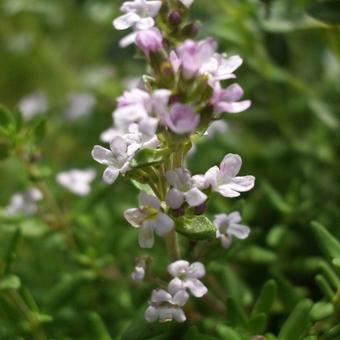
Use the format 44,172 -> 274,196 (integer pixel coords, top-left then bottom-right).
167,260 -> 207,298
18,93 -> 48,121
124,192 -> 174,248
91,135 -> 140,184
165,168 -> 207,210
200,53 -> 243,85
213,212 -> 250,248
5,188 -> 42,216
113,0 -> 162,31
179,0 -> 195,8
56,169 -> 96,196
145,289 -> 189,323
193,154 -> 255,198
64,92 -> 96,120
131,258 -> 146,281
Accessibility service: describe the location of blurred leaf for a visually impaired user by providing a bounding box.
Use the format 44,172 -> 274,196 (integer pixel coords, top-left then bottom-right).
246,312 -> 267,335
0,105 -> 12,129
88,312 -> 112,340
183,327 -> 217,340
307,0 -> 340,25
311,221 -> 340,259
32,117 -> 47,144
227,297 -> 247,327
3,227 -> 21,274
310,301 -> 334,321
278,299 -> 313,340
216,325 -> 244,340
0,274 -> 21,290
315,274 -> 335,300
0,142 -> 10,161
235,246 -> 277,264
176,216 -> 216,240
262,181 -> 292,214
252,279 -> 277,315
309,99 -> 339,131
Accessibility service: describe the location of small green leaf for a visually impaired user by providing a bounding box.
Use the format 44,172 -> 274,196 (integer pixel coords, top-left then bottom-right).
227,297 -> 247,327
32,117 -> 46,144
278,299 -> 313,340
333,258 -> 340,268
132,148 -> 169,168
176,216 -> 215,240
253,280 -> 277,316
311,221 -> 340,259
310,302 -> 334,321
88,312 -> 112,340
216,325 -> 244,340
0,274 -> 21,290
315,274 -> 335,300
262,181 -> 292,214
235,246 -> 277,264
247,313 -> 267,335
307,0 -> 340,25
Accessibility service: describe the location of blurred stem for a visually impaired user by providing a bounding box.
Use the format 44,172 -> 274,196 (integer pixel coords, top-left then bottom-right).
4,291 -> 47,340
165,230 -> 181,261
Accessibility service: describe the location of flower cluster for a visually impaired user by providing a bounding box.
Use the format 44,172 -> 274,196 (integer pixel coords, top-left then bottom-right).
91,0 -> 255,322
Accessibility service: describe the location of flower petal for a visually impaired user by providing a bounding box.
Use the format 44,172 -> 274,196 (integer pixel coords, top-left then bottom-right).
188,262 -> 206,278
152,213 -> 174,236
217,100 -> 251,114
168,260 -> 190,277
184,188 -> 207,207
124,208 -> 145,227
228,224 -> 250,240
91,145 -> 112,165
145,306 -> 158,322
138,225 -> 155,248
168,277 -> 185,295
139,191 -> 160,210
172,308 -> 186,322
135,17 -> 155,30
165,188 -> 185,209
220,153 -> 242,177
230,175 -> 255,192
113,12 -> 140,30
103,166 -> 119,184
172,290 -> 190,306
185,278 -> 208,297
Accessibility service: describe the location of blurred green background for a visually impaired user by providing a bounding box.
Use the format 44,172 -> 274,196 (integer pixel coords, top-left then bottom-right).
0,0 -> 339,339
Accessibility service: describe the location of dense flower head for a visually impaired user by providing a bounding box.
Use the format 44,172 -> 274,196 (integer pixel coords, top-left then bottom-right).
213,211 -> 250,248
124,192 -> 174,248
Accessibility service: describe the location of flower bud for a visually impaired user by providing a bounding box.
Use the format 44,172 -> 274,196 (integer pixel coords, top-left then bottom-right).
194,202 -> 206,215
172,206 -> 185,217
168,10 -> 182,25
136,27 -> 163,57
182,21 -> 201,38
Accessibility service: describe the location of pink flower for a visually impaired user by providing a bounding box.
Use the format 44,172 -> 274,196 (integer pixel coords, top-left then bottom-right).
163,103 -> 200,134
212,83 -> 251,115
136,27 -> 163,56
170,38 -> 217,79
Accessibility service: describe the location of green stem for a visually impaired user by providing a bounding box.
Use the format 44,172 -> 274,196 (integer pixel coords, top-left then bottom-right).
165,229 -> 181,261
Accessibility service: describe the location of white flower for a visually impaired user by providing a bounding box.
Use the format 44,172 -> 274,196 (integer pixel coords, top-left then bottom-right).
5,188 -> 42,216
200,53 -> 243,85
193,154 -> 255,198
179,0 -> 195,8
131,258 -> 146,281
165,168 -> 207,210
213,212 -> 250,248
124,192 -> 174,248
145,289 -> 189,323
18,93 -> 48,121
56,169 -> 96,196
204,120 -> 228,139
113,0 -> 162,31
64,92 -> 96,120
167,260 -> 207,298
91,135 -> 140,184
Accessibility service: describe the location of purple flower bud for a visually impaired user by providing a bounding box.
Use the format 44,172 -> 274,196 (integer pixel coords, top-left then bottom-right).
194,202 -> 206,215
172,206 -> 185,217
135,27 -> 163,57
163,103 -> 200,134
168,10 -> 182,25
